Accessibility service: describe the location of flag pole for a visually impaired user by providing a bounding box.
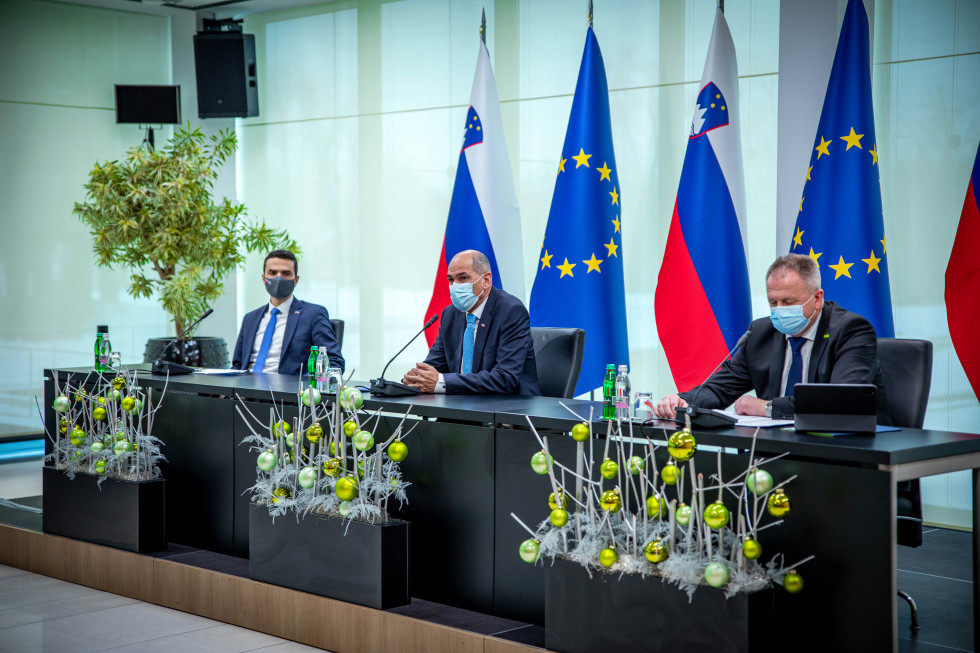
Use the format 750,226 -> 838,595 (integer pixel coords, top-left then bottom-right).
480,8 -> 486,44
718,0 -> 724,13
588,0 -> 593,26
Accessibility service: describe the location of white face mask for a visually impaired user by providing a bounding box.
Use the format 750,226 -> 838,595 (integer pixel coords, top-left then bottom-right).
769,292 -> 816,334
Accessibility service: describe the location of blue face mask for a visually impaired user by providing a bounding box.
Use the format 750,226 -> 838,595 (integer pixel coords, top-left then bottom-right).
450,277 -> 483,313
770,292 -> 817,335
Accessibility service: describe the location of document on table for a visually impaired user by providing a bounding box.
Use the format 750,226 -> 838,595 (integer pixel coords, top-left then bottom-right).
193,368 -> 250,375
733,415 -> 794,428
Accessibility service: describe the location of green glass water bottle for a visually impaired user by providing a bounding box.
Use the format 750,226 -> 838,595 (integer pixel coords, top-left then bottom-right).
602,364 -> 616,419
307,346 -> 318,387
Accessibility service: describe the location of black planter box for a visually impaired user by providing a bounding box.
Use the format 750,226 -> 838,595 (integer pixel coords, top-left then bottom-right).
545,557 -> 774,653
249,508 -> 410,610
42,466 -> 166,553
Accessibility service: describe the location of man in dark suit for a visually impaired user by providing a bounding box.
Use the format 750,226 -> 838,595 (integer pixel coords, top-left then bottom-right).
232,250 -> 344,375
654,253 -> 887,421
403,250 -> 540,395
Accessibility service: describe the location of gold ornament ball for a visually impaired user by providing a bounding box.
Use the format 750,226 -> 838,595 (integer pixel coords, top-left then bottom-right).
98,396 -> 106,405
530,450 -> 552,475
570,422 -> 590,442
548,491 -> 569,511
661,462 -> 679,485
59,418 -> 69,434
335,476 -> 359,501
675,503 -> 692,526
704,561 -> 730,587
92,406 -> 108,421
598,547 -> 618,568
783,571 -> 804,593
121,396 -> 136,412
646,494 -> 667,518
599,458 -> 619,480
667,429 -> 697,462
703,501 -> 731,530
323,457 -> 342,477
644,539 -> 669,564
519,539 -> 540,564
627,455 -> 645,475
600,488 -> 622,513
112,376 -> 126,390
742,538 -> 763,560
767,489 -> 791,517
306,423 -> 324,443
272,487 -> 291,504
387,440 -> 408,462
549,508 -> 569,528
343,420 -> 357,437
53,395 -> 70,413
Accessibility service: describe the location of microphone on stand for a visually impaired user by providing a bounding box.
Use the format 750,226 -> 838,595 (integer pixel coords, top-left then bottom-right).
151,308 -> 214,376
370,314 -> 439,397
675,329 -> 751,429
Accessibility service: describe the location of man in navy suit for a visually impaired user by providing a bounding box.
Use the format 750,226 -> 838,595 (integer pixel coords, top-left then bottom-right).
232,250 -> 344,375
403,250 -> 540,395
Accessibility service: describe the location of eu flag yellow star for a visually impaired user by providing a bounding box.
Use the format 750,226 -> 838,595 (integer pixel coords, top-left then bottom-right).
793,227 -> 804,249
840,127 -> 864,151
611,216 -> 620,233
880,238 -> 886,252
869,144 -> 878,166
806,165 -> 812,181
809,247 -> 822,265
609,187 -> 619,206
557,257 -> 576,278
597,162 -> 612,182
558,157 -> 567,173
572,148 -> 592,168
540,250 -> 553,269
583,253 -> 603,273
861,250 -> 881,273
829,255 -> 854,279
815,136 -> 831,159
603,237 -> 618,258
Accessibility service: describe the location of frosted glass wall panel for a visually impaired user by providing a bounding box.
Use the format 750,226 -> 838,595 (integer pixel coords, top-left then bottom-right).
0,1 -> 172,434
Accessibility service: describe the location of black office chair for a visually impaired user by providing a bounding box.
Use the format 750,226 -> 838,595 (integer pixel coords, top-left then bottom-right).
531,327 -> 585,399
330,319 -> 345,351
877,337 -> 933,631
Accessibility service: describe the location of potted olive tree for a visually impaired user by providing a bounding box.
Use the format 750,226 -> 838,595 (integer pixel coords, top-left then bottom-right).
74,124 -> 298,367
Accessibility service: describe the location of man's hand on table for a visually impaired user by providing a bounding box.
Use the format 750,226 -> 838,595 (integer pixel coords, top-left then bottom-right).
403,362 -> 438,394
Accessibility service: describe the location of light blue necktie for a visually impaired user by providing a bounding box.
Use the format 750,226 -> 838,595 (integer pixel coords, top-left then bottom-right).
253,307 -> 280,372
785,336 -> 806,397
461,313 -> 476,374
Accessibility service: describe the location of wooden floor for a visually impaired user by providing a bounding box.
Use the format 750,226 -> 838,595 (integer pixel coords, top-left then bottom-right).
0,523 -> 541,653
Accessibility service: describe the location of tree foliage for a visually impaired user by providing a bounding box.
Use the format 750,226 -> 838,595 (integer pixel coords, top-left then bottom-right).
74,125 -> 298,335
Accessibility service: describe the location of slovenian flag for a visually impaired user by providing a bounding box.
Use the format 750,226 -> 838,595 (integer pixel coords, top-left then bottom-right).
655,8 -> 752,392
947,143 -> 980,400
424,36 -> 524,346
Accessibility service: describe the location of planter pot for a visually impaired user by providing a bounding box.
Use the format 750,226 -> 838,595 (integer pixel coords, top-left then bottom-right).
143,336 -> 229,368
545,558 -> 774,653
42,466 -> 166,553
249,508 -> 410,610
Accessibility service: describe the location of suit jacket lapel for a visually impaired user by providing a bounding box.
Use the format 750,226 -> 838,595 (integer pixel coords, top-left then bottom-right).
242,307 -> 263,365
471,288 -> 498,372
281,299 -> 302,366
807,304 -> 832,382
768,330 -> 785,397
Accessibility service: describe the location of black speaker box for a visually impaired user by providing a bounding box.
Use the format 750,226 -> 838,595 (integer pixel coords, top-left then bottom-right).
193,32 -> 259,118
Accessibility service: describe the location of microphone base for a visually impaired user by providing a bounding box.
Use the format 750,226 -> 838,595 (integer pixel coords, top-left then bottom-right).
675,405 -> 737,429
152,360 -> 196,376
369,378 -> 420,397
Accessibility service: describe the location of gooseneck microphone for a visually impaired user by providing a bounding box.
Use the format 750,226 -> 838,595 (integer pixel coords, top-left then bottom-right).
676,329 -> 751,429
370,314 -> 440,397
151,308 -> 214,376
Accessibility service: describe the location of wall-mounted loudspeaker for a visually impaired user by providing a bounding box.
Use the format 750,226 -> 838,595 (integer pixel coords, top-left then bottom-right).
193,33 -> 258,118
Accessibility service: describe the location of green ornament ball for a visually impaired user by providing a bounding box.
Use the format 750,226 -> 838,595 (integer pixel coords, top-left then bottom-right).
121,396 -> 136,412
273,420 -> 291,437
767,489 -> 791,517
644,539 -> 669,564
704,561 -> 730,587
69,427 -> 86,447
742,538 -> 763,560
127,398 -> 142,414
570,422 -> 590,442
110,389 -> 121,402
627,455 -> 645,475
549,508 -> 569,528
93,460 -> 106,474
783,571 -> 804,593
599,458 -> 619,480
323,457 -> 342,477
352,430 -> 375,451
387,440 -> 408,462
297,466 -> 318,489
90,441 -> 104,454
59,418 -> 68,435
675,503 -> 692,526
271,487 -> 291,504
530,450 -> 552,475
53,395 -> 70,413
343,420 -> 357,437
600,489 -> 622,513
113,440 -> 132,455
338,500 -> 352,517
703,501 -> 731,530
598,547 -> 618,568
257,450 -> 277,472
747,469 -> 774,495
519,539 -> 541,564
339,386 -> 363,410
335,476 -> 359,501
660,462 -> 679,485
300,387 -> 322,407
667,429 -> 697,462
646,494 -> 667,518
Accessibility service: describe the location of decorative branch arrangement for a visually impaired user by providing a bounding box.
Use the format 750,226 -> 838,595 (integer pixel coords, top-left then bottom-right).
43,369 -> 166,484
239,380 -> 413,525
512,406 -> 812,599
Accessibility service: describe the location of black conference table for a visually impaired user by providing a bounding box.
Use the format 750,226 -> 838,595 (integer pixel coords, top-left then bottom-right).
43,367 -> 980,652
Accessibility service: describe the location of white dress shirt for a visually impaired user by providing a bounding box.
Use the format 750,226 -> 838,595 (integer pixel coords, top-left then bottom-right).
249,295 -> 294,373
779,316 -> 818,396
434,298 -> 487,394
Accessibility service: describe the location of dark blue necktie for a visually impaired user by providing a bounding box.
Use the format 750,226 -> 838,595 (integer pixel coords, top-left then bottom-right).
785,336 -> 806,397
461,313 -> 476,374
253,307 -> 280,372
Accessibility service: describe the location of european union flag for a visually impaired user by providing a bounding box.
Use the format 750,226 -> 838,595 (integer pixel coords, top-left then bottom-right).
530,26 -> 628,395
791,0 -> 894,336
